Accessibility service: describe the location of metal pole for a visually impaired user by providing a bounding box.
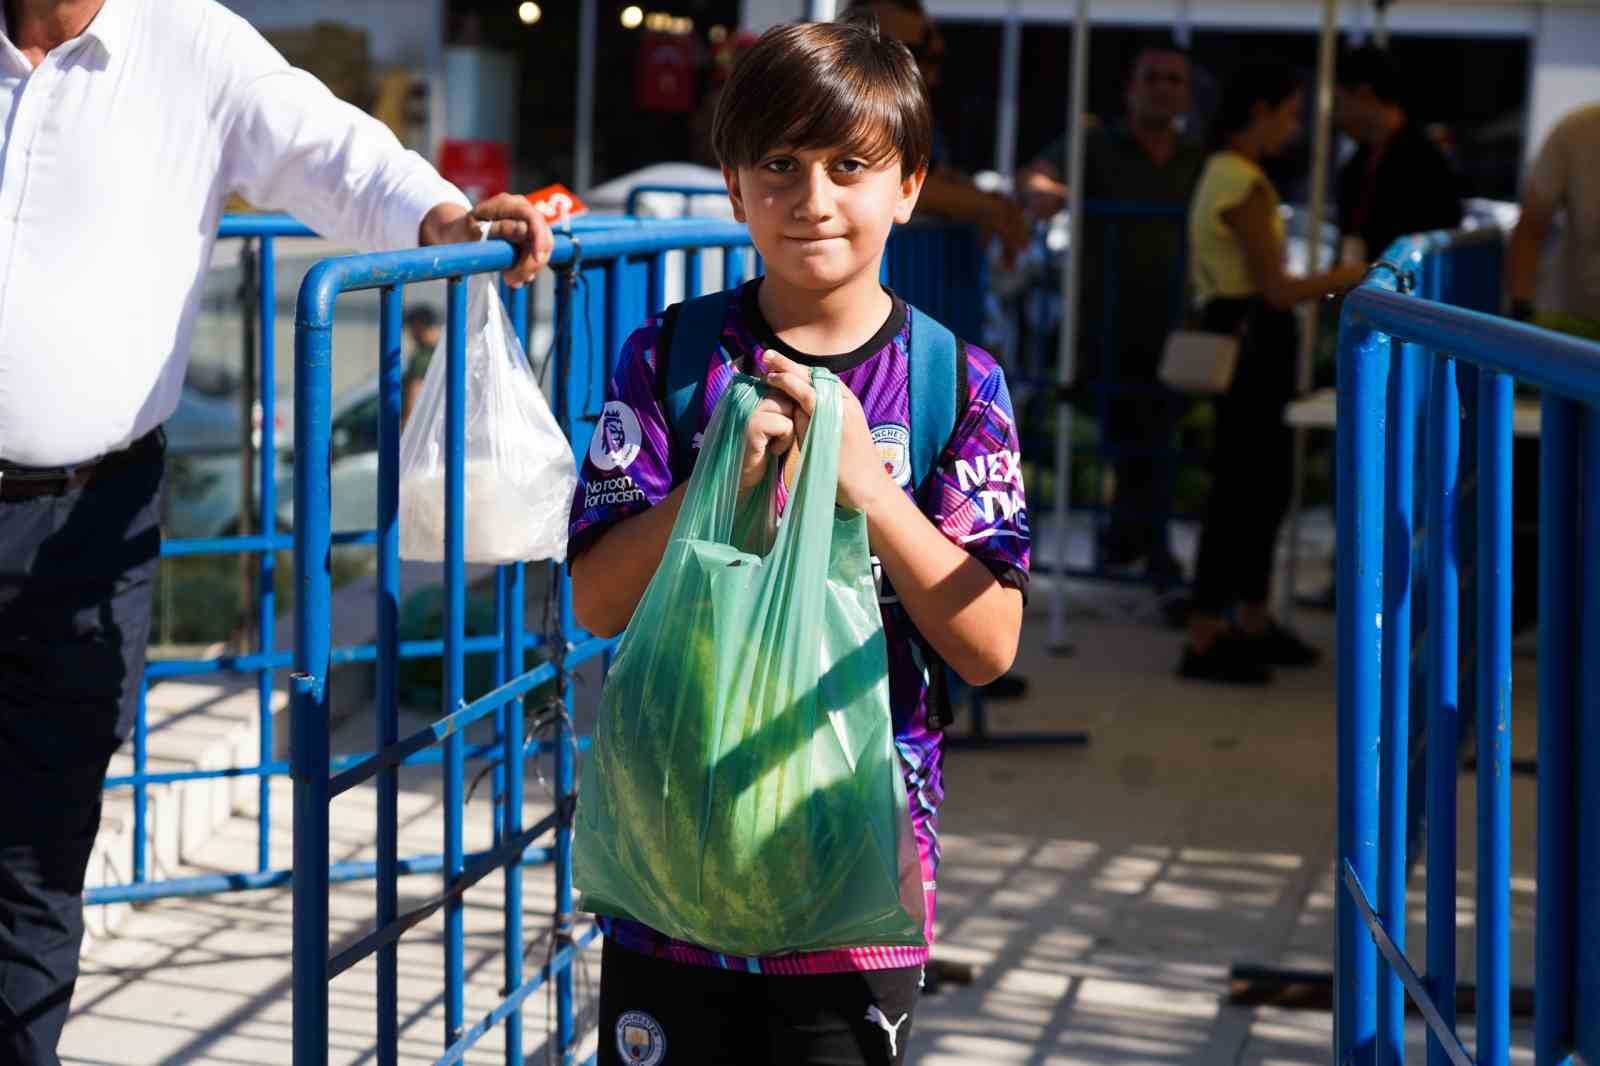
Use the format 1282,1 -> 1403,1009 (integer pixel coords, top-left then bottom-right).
238,241 -> 258,652
1373,0 -> 1391,49
1047,0 -> 1089,654
1280,0 -> 1339,621
1424,353 -> 1460,1066
1476,368 -> 1513,1066
806,0 -> 836,20
376,286 -> 404,1066
994,0 -> 1023,177
443,277 -> 469,1047
575,0 -> 597,191
1174,0 -> 1193,46
1335,315 -> 1385,1066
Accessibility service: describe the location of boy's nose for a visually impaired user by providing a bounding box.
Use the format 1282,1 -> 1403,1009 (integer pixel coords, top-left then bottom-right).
792,166 -> 836,221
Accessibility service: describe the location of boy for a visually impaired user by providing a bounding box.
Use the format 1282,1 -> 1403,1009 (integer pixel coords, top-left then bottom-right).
568,17 -> 1029,1066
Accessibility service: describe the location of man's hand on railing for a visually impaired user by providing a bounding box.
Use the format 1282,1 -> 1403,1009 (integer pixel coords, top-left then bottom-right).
419,193 -> 556,288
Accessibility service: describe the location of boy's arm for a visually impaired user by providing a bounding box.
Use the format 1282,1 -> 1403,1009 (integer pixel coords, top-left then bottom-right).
763,352 -> 1027,686
570,483 -> 687,638
865,490 -> 1023,686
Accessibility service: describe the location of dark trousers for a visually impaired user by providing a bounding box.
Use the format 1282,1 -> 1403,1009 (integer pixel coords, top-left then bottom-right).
1102,380 -> 1181,564
0,444 -> 162,1066
1192,300 -> 1298,615
598,938 -> 921,1065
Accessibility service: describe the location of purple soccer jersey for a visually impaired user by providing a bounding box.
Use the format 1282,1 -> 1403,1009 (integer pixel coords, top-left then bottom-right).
569,282 -> 1031,974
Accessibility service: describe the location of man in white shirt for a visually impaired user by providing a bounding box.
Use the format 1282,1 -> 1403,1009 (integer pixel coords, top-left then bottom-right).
0,1 -> 554,1061
1507,102 -> 1600,340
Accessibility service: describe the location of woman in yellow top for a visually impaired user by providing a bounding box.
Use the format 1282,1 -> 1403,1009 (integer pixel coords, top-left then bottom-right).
1179,63 -> 1365,685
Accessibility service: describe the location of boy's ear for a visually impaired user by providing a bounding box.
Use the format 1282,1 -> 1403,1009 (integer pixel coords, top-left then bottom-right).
722,166 -> 747,224
894,164 -> 928,226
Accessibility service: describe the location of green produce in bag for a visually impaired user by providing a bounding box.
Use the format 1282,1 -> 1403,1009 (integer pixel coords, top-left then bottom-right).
573,367 -> 925,957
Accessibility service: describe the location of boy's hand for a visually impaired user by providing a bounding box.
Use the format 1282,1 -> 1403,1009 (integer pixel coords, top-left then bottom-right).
741,391 -> 799,493
763,353 -> 894,514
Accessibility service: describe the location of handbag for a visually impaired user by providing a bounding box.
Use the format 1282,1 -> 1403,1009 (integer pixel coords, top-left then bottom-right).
1158,329 -> 1240,396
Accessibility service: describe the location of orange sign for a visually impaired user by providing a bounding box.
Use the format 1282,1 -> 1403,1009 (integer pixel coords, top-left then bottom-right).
527,183 -> 589,225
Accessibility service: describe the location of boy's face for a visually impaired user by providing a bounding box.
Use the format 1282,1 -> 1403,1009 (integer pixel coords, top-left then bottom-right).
723,147 -> 925,293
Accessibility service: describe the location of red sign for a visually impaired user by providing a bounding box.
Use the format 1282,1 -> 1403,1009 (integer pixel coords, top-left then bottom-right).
439,139 -> 510,203
637,33 -> 694,113
527,184 -> 589,225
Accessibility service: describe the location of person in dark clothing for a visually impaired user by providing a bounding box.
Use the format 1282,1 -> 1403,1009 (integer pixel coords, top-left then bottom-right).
1023,38 -> 1206,585
1333,46 -> 1464,262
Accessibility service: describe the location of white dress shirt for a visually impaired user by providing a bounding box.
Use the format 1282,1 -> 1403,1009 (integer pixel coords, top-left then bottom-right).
0,0 -> 470,467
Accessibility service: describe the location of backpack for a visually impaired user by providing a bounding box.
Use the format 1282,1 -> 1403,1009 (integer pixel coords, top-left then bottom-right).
651,288 -> 969,729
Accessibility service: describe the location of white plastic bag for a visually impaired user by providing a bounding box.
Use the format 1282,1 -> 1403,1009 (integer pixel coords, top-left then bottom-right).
398,275 -> 576,563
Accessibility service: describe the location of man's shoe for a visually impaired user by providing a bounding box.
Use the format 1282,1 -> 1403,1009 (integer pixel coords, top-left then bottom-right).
1249,620 -> 1321,668
983,673 -> 1029,701
1178,633 -> 1273,685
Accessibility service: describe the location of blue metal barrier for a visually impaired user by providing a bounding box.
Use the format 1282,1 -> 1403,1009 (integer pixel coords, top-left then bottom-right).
1012,199 -> 1191,586
290,220 -> 753,1066
1335,228 -> 1600,1065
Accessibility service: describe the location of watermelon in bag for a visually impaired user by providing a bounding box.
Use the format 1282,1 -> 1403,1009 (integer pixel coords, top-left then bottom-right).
573,367 -> 924,957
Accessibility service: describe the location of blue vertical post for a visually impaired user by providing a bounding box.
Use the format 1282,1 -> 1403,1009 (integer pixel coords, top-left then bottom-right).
292,271 -> 335,1066
376,285 -> 404,1066
552,267 -> 578,1066
726,246 -> 746,289
685,248 -> 703,302
1335,310 -> 1386,1066
1475,367 -> 1512,1066
503,559 -> 526,1066
1536,395 -> 1578,1064
1577,404 -> 1600,1065
1378,341 -> 1419,1066
258,235 -> 278,875
1424,354 -> 1460,1066
504,268 -> 532,1066
134,683 -> 148,882
443,276 -> 468,1046
647,251 -> 666,315
493,571 -> 507,848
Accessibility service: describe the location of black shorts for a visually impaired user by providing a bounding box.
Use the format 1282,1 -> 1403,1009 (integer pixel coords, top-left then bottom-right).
597,937 -> 922,1066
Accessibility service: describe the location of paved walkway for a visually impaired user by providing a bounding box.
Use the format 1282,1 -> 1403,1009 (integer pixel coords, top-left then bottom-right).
62,578 -> 1539,1064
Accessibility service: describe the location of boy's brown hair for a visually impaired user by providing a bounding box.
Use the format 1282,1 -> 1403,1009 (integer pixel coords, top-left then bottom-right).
711,15 -> 933,177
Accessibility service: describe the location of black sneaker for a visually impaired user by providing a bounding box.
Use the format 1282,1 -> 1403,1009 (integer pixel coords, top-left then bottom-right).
1249,620 -> 1321,668
1178,633 -> 1273,685
983,673 -> 1029,701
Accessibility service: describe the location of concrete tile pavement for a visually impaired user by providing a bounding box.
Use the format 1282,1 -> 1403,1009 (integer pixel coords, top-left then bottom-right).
63,579 -> 1539,1064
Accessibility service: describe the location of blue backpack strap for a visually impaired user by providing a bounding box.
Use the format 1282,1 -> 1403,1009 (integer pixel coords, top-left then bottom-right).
906,306 -> 964,500
903,305 -> 967,731
655,290 -> 730,475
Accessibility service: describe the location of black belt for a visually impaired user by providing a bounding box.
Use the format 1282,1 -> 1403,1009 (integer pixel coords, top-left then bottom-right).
0,429 -> 163,500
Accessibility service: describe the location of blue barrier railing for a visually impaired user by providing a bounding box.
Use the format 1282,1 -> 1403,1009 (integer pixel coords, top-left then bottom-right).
1334,228 -> 1600,1065
1011,199 -> 1191,585
622,182 -> 988,345
290,220 -> 754,1066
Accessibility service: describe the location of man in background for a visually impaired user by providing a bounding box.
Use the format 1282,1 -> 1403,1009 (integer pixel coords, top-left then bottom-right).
1333,45 -> 1464,263
1506,102 -> 1600,340
1022,38 -> 1204,586
848,0 -> 1030,264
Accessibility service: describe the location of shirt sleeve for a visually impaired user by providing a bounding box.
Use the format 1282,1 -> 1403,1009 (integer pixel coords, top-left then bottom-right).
1525,117 -> 1572,214
217,21 -> 470,252
567,321 -> 680,561
928,348 -> 1031,598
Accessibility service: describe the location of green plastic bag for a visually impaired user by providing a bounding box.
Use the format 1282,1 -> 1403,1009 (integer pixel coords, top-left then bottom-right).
573,368 -> 926,957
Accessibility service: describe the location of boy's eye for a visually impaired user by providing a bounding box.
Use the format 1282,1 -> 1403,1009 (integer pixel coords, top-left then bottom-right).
834,159 -> 868,175
762,158 -> 796,175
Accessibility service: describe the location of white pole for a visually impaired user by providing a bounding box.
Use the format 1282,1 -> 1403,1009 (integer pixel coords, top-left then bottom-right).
1047,0 -> 1090,654
994,0 -> 1024,177
1174,0 -> 1193,47
575,0 -> 598,191
806,0 -> 837,20
1280,0 -> 1339,621
1373,0 -> 1390,48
